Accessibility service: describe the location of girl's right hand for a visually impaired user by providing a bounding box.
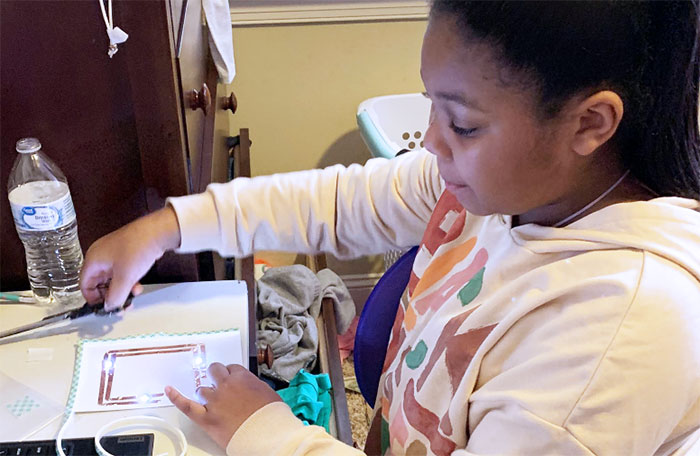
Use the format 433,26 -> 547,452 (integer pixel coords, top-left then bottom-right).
80,207 -> 182,311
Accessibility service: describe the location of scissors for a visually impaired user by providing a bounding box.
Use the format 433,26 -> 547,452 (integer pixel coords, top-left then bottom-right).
0,295 -> 133,341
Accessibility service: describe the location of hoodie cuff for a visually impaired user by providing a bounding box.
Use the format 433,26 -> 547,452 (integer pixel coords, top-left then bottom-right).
226,401 -> 306,455
166,192 -> 221,253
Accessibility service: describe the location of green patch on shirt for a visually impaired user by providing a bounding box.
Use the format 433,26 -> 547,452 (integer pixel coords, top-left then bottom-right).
458,267 -> 485,306
406,340 -> 428,369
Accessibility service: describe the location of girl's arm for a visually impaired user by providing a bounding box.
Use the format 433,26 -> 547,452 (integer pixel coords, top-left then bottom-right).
167,149 -> 443,259
225,402 -> 366,456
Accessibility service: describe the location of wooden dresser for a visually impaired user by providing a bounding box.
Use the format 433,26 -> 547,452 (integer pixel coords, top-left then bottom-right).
0,0 -> 235,290
1,0 -> 353,445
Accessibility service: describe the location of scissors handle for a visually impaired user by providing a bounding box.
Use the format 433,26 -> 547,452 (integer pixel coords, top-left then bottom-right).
36,301 -> 105,321
67,294 -> 133,319
62,302 -> 101,319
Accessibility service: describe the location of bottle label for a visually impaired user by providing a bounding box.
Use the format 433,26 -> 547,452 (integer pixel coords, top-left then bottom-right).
10,191 -> 76,231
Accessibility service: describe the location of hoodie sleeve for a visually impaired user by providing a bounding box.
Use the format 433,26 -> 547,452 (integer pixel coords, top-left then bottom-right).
167,150 -> 443,259
226,402 -> 365,456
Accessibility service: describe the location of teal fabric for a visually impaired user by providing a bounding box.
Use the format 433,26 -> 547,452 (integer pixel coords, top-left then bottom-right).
277,369 -> 333,432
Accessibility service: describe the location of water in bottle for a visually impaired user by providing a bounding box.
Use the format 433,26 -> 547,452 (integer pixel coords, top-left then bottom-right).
7,138 -> 84,307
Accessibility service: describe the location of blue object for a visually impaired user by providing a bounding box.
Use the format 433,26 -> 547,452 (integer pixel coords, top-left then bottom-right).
354,246 -> 419,405
277,369 -> 333,432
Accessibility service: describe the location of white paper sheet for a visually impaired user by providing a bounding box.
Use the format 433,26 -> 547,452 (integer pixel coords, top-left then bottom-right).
69,329 -> 242,413
0,371 -> 64,441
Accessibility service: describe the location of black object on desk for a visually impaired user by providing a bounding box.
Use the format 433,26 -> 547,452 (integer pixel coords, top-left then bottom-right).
0,433 -> 153,456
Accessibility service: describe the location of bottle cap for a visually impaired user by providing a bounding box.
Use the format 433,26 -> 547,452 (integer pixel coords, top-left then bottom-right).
16,137 -> 42,154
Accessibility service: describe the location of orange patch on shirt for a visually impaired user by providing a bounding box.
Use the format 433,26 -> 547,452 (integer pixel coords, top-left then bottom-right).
412,237 -> 477,299
414,248 -> 488,315
382,396 -> 390,419
404,303 -> 418,331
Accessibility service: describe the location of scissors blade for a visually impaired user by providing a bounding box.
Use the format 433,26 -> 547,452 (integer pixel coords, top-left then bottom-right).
0,313 -> 70,340
0,294 -> 134,341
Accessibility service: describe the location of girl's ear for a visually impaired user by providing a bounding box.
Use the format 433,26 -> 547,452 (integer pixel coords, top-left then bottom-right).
570,90 -> 624,157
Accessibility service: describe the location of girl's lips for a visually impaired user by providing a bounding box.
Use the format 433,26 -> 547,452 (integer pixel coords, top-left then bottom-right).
443,179 -> 468,192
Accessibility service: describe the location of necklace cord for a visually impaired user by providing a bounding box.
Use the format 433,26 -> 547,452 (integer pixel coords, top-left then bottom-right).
553,170 -> 631,228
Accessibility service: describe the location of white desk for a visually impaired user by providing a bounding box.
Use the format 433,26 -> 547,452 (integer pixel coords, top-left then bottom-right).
0,281 -> 249,455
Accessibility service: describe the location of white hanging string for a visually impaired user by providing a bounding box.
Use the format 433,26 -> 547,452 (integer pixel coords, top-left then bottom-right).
98,0 -> 129,58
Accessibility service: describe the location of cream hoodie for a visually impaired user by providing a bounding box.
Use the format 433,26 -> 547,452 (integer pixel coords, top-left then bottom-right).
168,150 -> 700,455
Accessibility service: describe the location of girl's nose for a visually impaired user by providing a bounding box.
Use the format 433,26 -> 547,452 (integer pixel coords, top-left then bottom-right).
423,108 -> 451,159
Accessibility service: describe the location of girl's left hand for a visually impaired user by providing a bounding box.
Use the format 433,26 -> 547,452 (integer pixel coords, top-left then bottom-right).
165,362 -> 282,448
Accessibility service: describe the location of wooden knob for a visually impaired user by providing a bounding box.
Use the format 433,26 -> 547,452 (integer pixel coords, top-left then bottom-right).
257,345 -> 274,368
221,92 -> 238,114
188,83 -> 211,115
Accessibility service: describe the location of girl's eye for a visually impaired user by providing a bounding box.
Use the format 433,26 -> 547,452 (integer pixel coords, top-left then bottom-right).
450,123 -> 478,137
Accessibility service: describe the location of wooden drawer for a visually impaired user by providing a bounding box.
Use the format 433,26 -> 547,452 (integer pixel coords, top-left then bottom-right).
172,0 -> 209,193
170,0 -> 234,283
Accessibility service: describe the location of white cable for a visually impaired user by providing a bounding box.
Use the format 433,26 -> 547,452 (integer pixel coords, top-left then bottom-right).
55,412 -> 74,456
94,416 -> 187,456
56,412 -> 187,456
98,0 -> 110,30
97,0 -> 128,58
107,0 -> 113,32
553,170 -> 630,228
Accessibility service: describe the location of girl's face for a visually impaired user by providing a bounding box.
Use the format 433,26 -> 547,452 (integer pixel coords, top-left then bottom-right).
421,15 -> 578,217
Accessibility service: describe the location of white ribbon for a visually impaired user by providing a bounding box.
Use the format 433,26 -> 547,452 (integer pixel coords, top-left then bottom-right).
98,0 -> 129,58
202,0 -> 236,83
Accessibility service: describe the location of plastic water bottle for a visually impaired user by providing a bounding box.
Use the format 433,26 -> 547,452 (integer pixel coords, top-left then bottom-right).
7,138 -> 84,307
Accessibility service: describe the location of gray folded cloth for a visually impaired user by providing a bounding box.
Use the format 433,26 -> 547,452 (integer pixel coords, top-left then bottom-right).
257,265 -> 355,382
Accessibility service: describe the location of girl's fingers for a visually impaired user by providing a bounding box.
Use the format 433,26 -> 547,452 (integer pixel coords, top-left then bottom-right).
104,271 -> 138,311
208,363 -> 230,386
226,364 -> 247,375
196,386 -> 216,403
131,283 -> 144,296
165,386 -> 207,424
82,286 -> 108,305
80,271 -> 113,305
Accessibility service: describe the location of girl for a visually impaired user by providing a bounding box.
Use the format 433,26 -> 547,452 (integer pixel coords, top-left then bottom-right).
81,1 -> 700,454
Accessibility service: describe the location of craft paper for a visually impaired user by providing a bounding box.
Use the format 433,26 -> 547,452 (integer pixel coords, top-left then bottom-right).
68,329 -> 241,413
0,371 -> 64,441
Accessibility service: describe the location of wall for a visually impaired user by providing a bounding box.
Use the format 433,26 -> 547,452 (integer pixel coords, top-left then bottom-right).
228,19 -> 427,307
229,19 -> 427,176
